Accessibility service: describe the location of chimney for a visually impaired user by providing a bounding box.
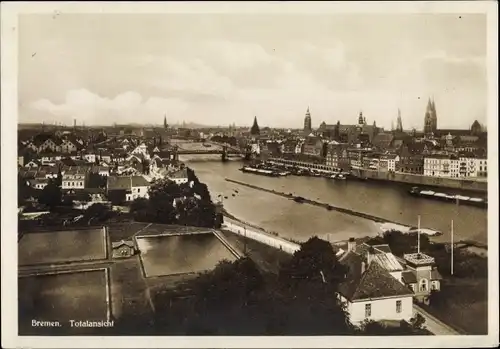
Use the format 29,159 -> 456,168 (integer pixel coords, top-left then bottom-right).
347,237 -> 356,252
361,261 -> 366,274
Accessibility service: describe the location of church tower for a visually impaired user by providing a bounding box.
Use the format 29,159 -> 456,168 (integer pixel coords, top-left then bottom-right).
396,108 -> 403,132
424,97 -> 437,135
304,107 -> 312,134
163,115 -> 168,129
358,111 -> 365,126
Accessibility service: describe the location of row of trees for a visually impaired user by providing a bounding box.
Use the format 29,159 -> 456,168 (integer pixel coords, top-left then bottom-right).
130,167 -> 220,228
113,237 -> 426,335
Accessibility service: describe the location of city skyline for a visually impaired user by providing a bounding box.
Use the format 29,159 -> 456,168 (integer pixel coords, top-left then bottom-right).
19,13 -> 487,130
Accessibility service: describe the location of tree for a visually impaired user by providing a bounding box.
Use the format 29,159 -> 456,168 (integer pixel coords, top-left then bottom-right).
279,236 -> 347,286
84,203 -> 113,223
38,182 -> 62,209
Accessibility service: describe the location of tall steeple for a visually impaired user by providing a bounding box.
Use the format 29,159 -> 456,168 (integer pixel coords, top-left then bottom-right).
304,106 -> 312,134
358,111 -> 364,126
163,114 -> 168,129
250,116 -> 260,136
396,108 -> 403,132
424,97 -> 437,135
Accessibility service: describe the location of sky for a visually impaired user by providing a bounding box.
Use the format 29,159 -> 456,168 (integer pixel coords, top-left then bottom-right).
18,13 -> 487,130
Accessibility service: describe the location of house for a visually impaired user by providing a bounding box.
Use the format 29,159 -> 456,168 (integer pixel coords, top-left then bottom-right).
326,143 -> 350,170
379,154 -> 400,172
130,143 -> 150,159
111,240 -> 136,258
61,138 -> 79,153
338,250 -> 414,325
25,160 -> 41,168
62,167 -> 88,190
128,175 -> 150,201
106,175 -> 150,204
83,152 -> 97,163
28,178 -> 49,190
302,135 -> 324,157
167,168 -> 189,185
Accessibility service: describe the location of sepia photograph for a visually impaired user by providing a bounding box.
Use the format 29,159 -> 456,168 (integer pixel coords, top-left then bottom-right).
1,1 -> 498,348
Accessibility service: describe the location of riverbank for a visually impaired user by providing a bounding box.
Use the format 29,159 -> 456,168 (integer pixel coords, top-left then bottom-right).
222,209 -> 302,245
351,168 -> 488,194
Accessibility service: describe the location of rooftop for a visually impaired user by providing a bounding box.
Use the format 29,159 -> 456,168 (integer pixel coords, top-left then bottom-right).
339,252 -> 414,302
403,253 -> 435,265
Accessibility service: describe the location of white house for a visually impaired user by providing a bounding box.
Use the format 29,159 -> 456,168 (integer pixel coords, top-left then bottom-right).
337,240 -> 416,325
84,153 -> 97,163
127,175 -> 151,201
338,254 -> 414,325
131,143 -> 150,159
423,155 -> 455,178
28,178 -> 49,190
62,167 -> 88,190
167,168 -> 189,185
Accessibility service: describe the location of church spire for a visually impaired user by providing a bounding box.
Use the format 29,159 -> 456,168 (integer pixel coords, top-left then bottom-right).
250,116 -> 260,136
396,108 -> 403,132
163,114 -> 168,129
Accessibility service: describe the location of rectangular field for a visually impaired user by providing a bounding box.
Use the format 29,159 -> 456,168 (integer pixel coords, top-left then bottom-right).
19,228 -> 107,266
18,269 -> 109,329
136,233 -> 237,277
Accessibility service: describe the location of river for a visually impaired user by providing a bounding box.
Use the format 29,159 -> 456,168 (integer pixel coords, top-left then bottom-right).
182,156 -> 488,245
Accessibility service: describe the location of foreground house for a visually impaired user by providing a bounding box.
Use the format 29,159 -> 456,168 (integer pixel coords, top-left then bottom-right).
338,249 -> 414,325
337,238 -> 443,324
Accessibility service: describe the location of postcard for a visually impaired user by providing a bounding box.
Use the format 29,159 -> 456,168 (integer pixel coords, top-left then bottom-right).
1,1 -> 498,348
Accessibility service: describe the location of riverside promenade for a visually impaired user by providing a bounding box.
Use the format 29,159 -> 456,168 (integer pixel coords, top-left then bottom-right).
222,216 -> 300,255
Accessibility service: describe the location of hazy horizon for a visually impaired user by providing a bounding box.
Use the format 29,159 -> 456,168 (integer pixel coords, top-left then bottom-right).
19,13 -> 487,130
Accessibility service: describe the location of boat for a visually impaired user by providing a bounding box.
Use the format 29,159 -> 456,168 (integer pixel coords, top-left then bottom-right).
337,174 -> 346,180
239,166 -> 280,177
409,186 -> 487,208
330,174 -> 337,179
293,196 -> 305,203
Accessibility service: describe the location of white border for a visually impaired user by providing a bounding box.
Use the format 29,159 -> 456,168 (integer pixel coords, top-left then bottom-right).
1,1 -> 498,348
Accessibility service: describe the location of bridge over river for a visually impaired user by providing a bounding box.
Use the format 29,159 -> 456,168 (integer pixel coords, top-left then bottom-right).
169,140 -> 249,161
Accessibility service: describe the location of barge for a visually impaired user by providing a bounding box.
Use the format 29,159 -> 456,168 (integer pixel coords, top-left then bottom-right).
239,166 -> 280,177
409,187 -> 487,208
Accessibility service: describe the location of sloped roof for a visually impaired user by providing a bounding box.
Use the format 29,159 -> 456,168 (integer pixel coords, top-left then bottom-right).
112,240 -> 134,248
339,256 -> 414,301
401,271 -> 417,284
168,168 -> 188,179
430,269 -> 443,280
107,176 -> 131,190
371,253 -> 404,272
131,175 -> 150,187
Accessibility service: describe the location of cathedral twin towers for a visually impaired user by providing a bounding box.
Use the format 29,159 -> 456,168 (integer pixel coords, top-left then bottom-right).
423,97 -> 438,135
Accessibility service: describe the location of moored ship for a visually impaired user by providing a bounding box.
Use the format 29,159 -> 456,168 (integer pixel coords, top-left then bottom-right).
239,166 -> 280,177
409,187 -> 487,208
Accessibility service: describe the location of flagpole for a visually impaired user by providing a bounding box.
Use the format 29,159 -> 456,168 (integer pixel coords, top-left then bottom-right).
451,219 -> 454,275
417,215 -> 421,254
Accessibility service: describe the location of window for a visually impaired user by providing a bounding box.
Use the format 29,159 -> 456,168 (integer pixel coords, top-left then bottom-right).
420,279 -> 428,292
396,300 -> 402,313
365,304 -> 372,318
